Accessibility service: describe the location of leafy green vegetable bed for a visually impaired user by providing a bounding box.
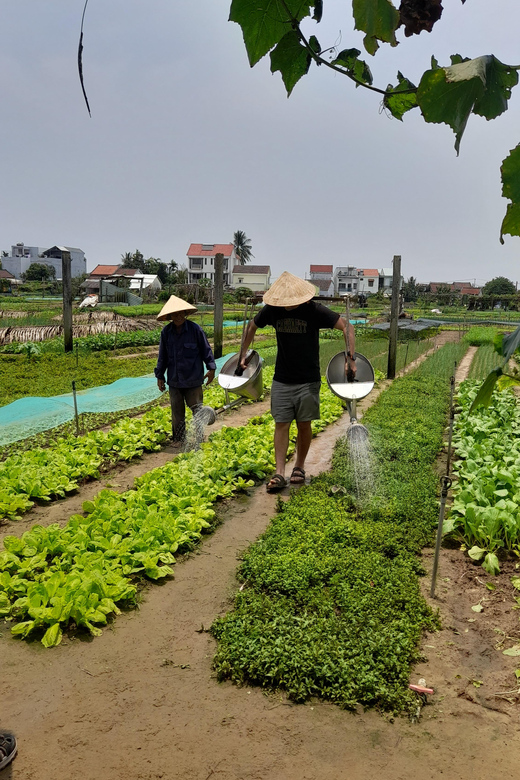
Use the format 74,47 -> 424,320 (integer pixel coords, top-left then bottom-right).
444,381 -> 520,574
211,342 -> 467,714
0,384 -> 344,646
0,371 -> 268,521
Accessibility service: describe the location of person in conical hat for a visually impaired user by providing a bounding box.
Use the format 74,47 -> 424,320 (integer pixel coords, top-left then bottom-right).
238,271 -> 356,492
155,295 -> 216,446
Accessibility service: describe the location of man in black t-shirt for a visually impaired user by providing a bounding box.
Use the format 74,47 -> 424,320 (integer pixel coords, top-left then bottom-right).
238,271 -> 356,492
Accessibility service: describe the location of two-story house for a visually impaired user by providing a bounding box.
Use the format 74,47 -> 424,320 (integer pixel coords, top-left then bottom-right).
334,266 -> 361,295
186,243 -> 237,286
308,265 -> 334,297
357,269 -> 379,294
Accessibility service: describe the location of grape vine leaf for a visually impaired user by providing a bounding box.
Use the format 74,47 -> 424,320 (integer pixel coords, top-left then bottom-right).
331,48 -> 373,86
271,32 -> 320,95
352,0 -> 400,56
500,145 -> 520,243
229,0 -> 315,67
384,72 -> 417,119
417,56 -> 518,154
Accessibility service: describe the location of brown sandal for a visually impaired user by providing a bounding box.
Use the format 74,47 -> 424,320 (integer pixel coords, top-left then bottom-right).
266,474 -> 287,493
290,467 -> 306,485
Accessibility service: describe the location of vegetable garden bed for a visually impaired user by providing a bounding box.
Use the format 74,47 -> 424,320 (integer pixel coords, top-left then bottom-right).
0,383 -> 343,646
211,341 -> 468,714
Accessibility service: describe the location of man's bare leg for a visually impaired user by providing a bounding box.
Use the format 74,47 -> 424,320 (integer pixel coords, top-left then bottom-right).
294,421 -> 312,471
273,422 -> 291,477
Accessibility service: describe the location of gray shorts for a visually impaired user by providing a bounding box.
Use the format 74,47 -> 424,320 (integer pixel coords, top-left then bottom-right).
270,380 -> 321,423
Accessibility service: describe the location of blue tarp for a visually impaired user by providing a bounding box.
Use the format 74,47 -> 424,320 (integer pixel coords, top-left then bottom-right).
0,353 -> 237,446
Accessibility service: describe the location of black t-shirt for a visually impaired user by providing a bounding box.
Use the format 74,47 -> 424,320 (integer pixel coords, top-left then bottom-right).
254,301 -> 339,384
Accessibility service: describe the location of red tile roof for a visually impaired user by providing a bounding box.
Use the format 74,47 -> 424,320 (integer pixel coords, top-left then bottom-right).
232,265 -> 270,275
113,268 -> 139,276
0,269 -> 15,279
362,269 -> 379,276
310,264 -> 333,273
187,243 -> 234,257
429,282 -> 480,294
90,264 -> 121,277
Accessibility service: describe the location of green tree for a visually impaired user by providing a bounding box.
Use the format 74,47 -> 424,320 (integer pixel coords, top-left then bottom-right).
233,230 -> 254,265
482,276 -> 516,297
22,263 -> 56,281
175,264 -> 188,284
228,0 -> 520,241
143,257 -> 168,283
402,276 -> 418,303
121,250 -> 145,272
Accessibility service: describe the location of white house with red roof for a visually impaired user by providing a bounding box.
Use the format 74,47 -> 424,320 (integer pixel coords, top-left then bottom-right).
186,243 -> 237,286
357,268 -> 379,294
308,264 -> 334,297
309,264 -> 333,280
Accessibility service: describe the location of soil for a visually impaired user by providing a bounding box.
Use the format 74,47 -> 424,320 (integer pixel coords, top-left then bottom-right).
2,332 -> 520,780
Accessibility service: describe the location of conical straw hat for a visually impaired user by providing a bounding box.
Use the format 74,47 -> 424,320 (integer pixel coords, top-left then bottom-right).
263,271 -> 317,307
157,295 -> 197,321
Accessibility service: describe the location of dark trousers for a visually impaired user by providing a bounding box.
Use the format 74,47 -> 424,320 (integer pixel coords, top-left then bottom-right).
168,385 -> 203,441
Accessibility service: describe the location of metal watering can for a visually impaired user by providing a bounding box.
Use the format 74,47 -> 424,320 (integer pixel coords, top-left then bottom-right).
195,299 -> 263,426
326,298 -> 375,439
326,350 -> 375,432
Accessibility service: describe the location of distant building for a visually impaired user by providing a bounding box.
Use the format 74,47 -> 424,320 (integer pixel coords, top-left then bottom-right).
429,281 -> 481,296
232,265 -> 271,292
312,278 -> 334,297
308,265 -> 334,297
0,268 -> 19,293
334,266 -> 360,295
186,243 -> 237,286
82,266 -> 161,295
89,264 -> 121,278
333,265 -> 402,296
309,264 -> 333,280
357,268 -> 379,294
1,243 -> 87,279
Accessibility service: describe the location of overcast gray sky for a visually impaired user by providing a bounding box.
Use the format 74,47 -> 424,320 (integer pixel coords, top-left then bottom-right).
1,0 -> 519,285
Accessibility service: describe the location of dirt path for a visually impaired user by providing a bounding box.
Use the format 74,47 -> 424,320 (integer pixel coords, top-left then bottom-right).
4,333 -> 520,780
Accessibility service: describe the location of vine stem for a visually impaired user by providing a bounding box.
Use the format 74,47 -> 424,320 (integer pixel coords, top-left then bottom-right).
277,0 -> 415,96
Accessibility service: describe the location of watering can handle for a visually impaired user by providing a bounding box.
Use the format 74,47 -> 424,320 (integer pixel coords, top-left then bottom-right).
235,298 -> 254,376
345,297 -> 351,371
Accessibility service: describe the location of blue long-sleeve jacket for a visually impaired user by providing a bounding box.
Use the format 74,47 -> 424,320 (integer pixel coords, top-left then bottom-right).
154,319 -> 216,388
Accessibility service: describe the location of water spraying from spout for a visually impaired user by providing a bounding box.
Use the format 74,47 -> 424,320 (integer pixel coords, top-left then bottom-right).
346,422 -> 374,502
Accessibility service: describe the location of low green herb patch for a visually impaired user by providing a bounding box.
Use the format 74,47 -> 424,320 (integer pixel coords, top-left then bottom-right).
463,326 -> 498,347
212,345 -> 463,714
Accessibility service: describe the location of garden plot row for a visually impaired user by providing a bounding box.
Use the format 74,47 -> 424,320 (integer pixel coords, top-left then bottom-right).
211,342 -> 468,715
0,372 -> 271,521
444,380 -> 520,577
0,386 -> 344,647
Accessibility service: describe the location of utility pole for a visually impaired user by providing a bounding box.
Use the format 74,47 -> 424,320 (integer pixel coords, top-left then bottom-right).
213,252 -> 224,359
62,250 -> 73,353
387,255 -> 401,379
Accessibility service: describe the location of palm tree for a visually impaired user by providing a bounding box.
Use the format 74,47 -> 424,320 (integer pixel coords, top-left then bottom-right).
233,230 -> 254,265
